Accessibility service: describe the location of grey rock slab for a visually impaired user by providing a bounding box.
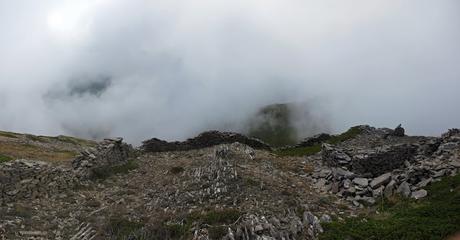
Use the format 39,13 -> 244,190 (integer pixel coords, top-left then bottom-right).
411,189 -> 428,200
416,178 -> 432,188
352,178 -> 369,187
397,182 -> 411,198
369,173 -> 392,189
320,214 -> 332,223
372,186 -> 385,198
384,180 -> 396,198
449,160 -> 460,168
333,168 -> 355,179
432,169 -> 446,178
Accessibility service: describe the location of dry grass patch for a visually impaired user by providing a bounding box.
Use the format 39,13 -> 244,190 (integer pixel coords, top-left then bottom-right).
0,142 -> 78,163
0,131 -> 18,139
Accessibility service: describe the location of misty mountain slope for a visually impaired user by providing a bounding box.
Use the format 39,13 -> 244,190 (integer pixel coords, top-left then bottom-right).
247,104 -> 298,147
0,143 -> 352,239
1,126 -> 459,239
0,130 -> 96,166
246,103 -> 330,148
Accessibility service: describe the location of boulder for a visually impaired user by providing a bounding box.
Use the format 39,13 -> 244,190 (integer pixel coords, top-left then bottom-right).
72,138 -> 133,179
397,182 -> 412,197
369,173 -> 392,189
384,180 -> 396,198
353,178 -> 369,187
332,168 -> 355,179
393,124 -> 405,137
411,189 -> 428,200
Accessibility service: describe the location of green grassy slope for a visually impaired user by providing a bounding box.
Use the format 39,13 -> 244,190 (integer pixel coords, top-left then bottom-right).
275,126 -> 362,157
320,174 -> 460,240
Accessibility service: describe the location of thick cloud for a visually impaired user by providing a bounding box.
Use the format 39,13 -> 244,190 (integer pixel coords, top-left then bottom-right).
0,0 -> 459,144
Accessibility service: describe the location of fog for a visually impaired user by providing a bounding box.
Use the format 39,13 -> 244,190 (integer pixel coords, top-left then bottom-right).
0,0 -> 459,144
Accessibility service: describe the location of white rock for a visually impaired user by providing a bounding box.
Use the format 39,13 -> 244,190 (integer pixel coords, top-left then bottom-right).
411,189 -> 428,200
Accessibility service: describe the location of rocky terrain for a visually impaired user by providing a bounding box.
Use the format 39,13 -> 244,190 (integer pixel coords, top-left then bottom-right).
0,126 -> 459,239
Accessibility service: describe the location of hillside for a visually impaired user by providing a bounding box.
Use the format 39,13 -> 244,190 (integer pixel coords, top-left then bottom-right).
0,126 -> 459,239
247,103 -> 298,147
0,130 -> 96,166
246,103 -> 328,148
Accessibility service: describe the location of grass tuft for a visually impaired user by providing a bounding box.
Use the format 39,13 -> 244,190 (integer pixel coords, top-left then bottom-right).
106,217 -> 144,240
275,144 -> 322,157
0,154 -> 13,163
0,131 -> 18,138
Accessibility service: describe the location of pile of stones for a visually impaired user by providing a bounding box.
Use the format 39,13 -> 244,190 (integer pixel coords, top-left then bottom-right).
72,137 -> 133,179
220,211 -> 328,240
141,131 -> 271,153
148,143 -> 254,210
0,159 -> 78,204
322,143 -> 418,176
0,138 -> 133,204
310,128 -> 460,207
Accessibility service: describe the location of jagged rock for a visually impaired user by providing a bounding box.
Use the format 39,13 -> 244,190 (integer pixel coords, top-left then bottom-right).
393,124 -> 405,137
416,178 -> 432,188
397,182 -> 412,197
312,169 -> 332,178
320,214 -> 332,223
72,138 -> 133,179
450,160 -> 460,168
384,180 -> 396,198
360,196 -> 376,205
369,173 -> 392,189
332,168 -> 355,179
372,186 -> 385,198
331,181 -> 340,193
343,186 -> 356,197
441,128 -> 460,141
141,131 -> 271,153
322,144 -> 352,167
343,179 -> 352,189
411,189 -> 428,200
432,169 -> 446,178
353,178 -> 369,187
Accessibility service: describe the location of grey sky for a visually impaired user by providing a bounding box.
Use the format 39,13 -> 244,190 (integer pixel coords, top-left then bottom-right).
0,0 -> 459,144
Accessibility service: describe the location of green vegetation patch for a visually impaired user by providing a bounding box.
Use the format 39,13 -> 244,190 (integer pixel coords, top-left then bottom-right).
25,134 -> 49,143
0,131 -> 18,138
248,103 -> 298,147
91,160 -> 139,180
103,209 -> 241,240
275,144 -> 322,157
54,135 -> 96,147
327,126 -> 363,145
320,174 -> 460,240
0,154 -> 13,163
275,126 -> 363,157
190,208 -> 241,225
106,217 -> 144,240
